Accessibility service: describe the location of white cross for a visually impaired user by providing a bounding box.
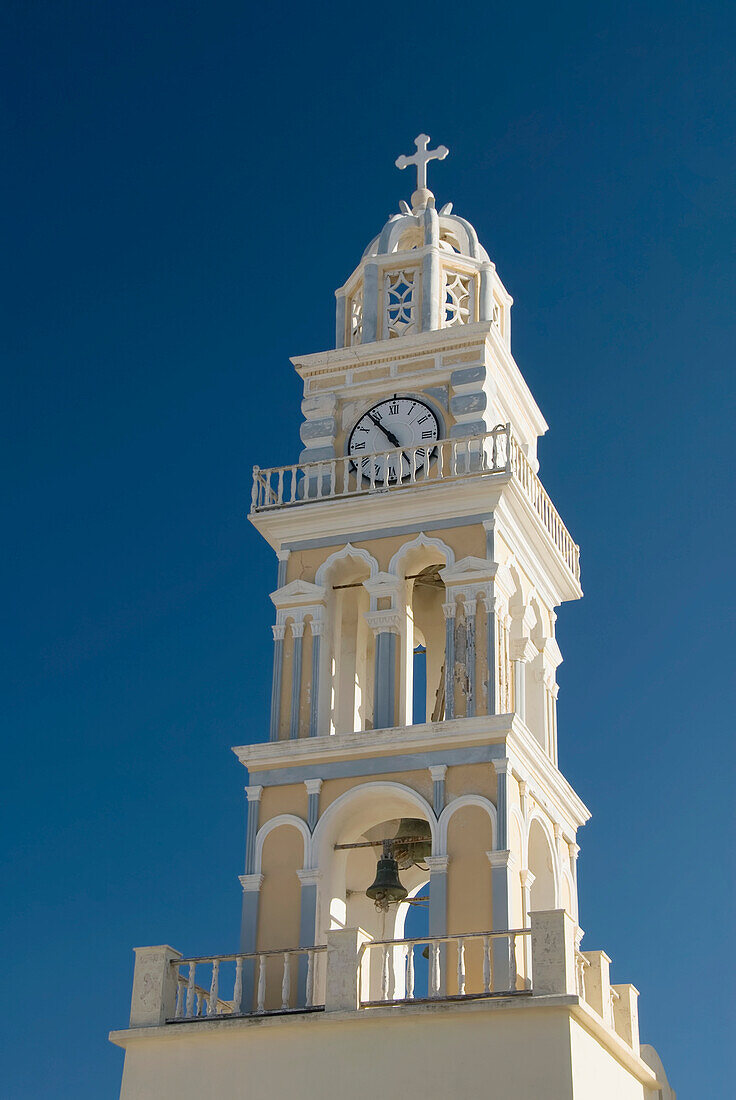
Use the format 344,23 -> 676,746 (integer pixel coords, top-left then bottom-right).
395,134 -> 449,192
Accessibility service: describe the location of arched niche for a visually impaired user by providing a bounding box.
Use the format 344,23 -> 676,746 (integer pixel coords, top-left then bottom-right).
256,820 -> 306,1009
527,816 -> 558,912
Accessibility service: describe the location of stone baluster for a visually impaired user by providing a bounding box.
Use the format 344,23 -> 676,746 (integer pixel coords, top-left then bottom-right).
281,952 -> 292,1010
207,959 -> 220,1016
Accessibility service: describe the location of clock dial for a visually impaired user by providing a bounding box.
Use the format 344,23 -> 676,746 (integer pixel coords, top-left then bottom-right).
347,397 -> 440,484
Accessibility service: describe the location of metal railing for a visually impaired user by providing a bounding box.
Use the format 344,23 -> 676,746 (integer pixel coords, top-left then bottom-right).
250,425 -> 579,581
170,946 -> 326,1021
358,929 -> 531,1007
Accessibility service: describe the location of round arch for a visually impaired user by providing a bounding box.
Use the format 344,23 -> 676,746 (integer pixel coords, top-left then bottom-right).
437,794 -> 497,856
254,814 -> 312,876
388,533 -> 455,577
526,812 -> 560,909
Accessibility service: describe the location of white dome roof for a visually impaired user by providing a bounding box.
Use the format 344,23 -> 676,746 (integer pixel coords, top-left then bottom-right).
362,203 -> 490,264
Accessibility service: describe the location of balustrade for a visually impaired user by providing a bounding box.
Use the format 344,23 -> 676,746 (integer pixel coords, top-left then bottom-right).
358,928 -> 530,1007
250,425 -> 579,581
171,946 -> 326,1021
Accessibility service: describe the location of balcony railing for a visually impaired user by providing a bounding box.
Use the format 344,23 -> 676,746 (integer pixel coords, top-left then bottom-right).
250,425 -> 580,581
359,928 -> 530,1007
169,946 -> 326,1021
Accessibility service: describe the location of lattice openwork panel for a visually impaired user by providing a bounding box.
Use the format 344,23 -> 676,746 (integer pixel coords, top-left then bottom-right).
349,285 -> 363,346
385,269 -> 416,338
443,270 -> 473,327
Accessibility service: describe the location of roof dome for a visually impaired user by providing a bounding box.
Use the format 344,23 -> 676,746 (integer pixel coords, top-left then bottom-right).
334,136 -> 509,350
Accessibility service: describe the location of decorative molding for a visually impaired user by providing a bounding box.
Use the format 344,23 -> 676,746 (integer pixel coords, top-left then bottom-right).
272,623 -> 286,641
296,867 -> 322,887
519,868 -> 536,890
491,757 -> 511,776
428,764 -> 447,782
304,778 -> 323,796
315,542 -> 379,586
239,873 -> 264,893
364,609 -> 402,635
442,600 -> 457,620
309,618 -> 327,637
270,579 -> 327,610
438,794 -> 498,854
290,620 -> 306,639
486,849 -> 517,871
245,785 -> 263,803
388,531 -> 456,576
425,855 -> 450,874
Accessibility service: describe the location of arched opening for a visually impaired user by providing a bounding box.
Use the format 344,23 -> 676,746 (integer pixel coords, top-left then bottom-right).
528,818 -> 557,913
322,554 -> 375,734
412,644 -> 427,723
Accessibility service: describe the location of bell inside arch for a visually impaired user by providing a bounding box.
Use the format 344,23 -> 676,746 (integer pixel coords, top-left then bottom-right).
366,843 -> 408,911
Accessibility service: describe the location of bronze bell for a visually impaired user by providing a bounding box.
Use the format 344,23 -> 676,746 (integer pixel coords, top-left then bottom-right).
366,844 -> 408,910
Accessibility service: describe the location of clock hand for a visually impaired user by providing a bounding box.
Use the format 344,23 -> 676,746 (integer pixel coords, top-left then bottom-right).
368,412 -> 402,450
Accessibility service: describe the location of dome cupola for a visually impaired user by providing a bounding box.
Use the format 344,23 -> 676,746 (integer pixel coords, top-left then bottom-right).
335,135 -> 511,349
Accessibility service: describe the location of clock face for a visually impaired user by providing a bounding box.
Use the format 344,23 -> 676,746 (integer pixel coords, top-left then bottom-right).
347,396 -> 440,483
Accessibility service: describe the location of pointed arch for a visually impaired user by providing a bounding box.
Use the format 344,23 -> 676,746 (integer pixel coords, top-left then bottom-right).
388,532 -> 455,576
315,543 -> 379,587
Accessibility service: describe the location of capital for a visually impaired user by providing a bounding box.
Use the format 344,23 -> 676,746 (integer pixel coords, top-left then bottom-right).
239,873 -> 264,893
309,618 -> 327,637
429,764 -> 448,782
245,784 -> 263,802
272,623 -> 286,641
491,756 -> 511,777
442,600 -> 457,620
486,849 -> 518,871
296,867 -> 321,887
363,609 -> 402,635
304,778 -> 323,796
425,855 -> 449,874
519,868 -> 536,890
290,620 -> 305,639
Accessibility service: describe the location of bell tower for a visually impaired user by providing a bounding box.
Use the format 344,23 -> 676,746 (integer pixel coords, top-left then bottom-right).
112,138 -> 675,1100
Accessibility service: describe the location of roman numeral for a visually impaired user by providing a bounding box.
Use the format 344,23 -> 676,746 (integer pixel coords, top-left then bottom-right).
388,403 -> 399,414
352,441 -> 366,450
422,430 -> 434,439
417,413 -> 430,424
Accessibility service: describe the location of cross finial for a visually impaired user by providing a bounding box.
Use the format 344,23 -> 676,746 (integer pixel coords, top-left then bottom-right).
395,134 -> 449,196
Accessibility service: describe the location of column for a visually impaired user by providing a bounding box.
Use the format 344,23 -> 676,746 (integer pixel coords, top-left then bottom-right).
442,600 -> 456,720
362,262 -> 379,342
486,850 -> 517,991
483,593 -> 498,715
479,263 -> 494,323
269,623 -> 286,742
276,548 -> 290,588
304,778 -> 322,832
513,653 -> 526,723
365,611 -> 401,730
489,757 -> 513,989
238,873 -> 264,1009
296,868 -> 321,1006
289,620 -> 304,740
308,619 -> 325,737
429,764 -> 447,817
243,784 -> 263,875
421,247 -> 441,332
519,869 -> 535,986
335,293 -> 346,348
426,855 -> 449,996
464,598 -> 477,718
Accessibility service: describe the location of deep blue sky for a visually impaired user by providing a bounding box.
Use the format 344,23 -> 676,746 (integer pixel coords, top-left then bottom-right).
3,1 -> 734,1095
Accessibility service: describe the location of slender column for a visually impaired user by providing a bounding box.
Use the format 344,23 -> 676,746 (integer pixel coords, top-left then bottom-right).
304,778 -> 323,832
482,515 -> 496,560
296,868 -> 321,1006
519,868 -> 535,986
486,850 -> 517,990
238,872 -> 264,1009
308,620 -> 324,737
365,611 -> 401,730
421,248 -> 441,332
442,600 -> 456,720
513,656 -> 526,723
426,855 -> 449,995
465,598 -> 477,718
269,623 -> 286,742
289,621 -> 305,740
484,594 -> 498,715
492,757 -> 510,850
479,263 -> 494,323
362,262 -> 379,342
429,765 -> 447,817
243,784 -> 263,874
550,684 -> 559,763
335,293 -> 347,349
276,548 -> 290,588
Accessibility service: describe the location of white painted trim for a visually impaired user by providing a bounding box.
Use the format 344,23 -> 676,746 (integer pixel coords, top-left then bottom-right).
526,809 -> 561,906
310,780 -> 438,869
315,542 -> 379,586
437,794 -> 498,854
388,532 -> 456,576
254,814 -> 312,875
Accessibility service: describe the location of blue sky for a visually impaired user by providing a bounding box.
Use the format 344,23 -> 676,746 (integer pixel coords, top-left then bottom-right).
3,0 -> 734,1095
